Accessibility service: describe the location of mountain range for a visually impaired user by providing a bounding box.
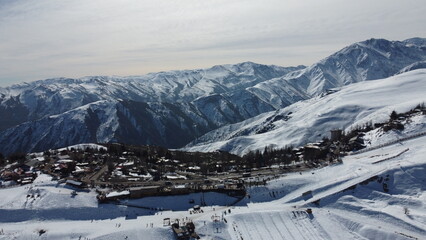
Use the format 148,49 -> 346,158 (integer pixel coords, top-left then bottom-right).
1,37 -> 425,155
184,69 -> 426,155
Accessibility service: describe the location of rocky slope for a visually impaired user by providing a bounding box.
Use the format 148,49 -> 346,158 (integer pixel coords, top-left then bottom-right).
184,69 -> 426,155
1,38 -> 425,155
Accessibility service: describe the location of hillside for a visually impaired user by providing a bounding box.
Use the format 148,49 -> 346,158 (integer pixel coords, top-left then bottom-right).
0,122 -> 424,239
245,38 -> 426,108
0,63 -> 302,155
1,38 -> 425,155
184,69 -> 426,155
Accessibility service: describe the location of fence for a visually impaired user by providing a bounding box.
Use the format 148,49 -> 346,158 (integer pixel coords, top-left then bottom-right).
372,148 -> 409,164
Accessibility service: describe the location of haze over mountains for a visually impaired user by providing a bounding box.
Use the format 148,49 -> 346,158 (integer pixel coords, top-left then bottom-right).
0,38 -> 425,155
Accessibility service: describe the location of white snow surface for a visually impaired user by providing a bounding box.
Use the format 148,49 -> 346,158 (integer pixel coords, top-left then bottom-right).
1,128 -> 425,239
56,143 -> 107,152
1,38 -> 426,155
184,69 -> 426,155
0,62 -> 305,155
363,113 -> 426,148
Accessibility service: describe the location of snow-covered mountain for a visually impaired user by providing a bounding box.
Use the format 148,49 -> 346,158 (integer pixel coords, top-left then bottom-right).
184,69 -> 426,155
245,38 -> 426,108
0,62 -> 300,130
1,38 -> 425,155
0,63 -> 303,155
1,129 -> 425,239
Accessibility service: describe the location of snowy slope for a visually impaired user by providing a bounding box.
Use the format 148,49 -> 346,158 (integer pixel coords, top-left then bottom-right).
227,135 -> 426,240
398,60 -> 426,74
0,63 -> 302,155
184,69 -> 426,155
245,38 -> 426,110
0,62 -> 299,123
0,100 -> 119,155
1,127 -> 425,240
0,99 -> 219,154
363,113 -> 426,148
1,38 -> 426,155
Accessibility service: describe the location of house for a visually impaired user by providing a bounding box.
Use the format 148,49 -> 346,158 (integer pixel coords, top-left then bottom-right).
164,172 -> 186,180
104,190 -> 130,201
242,172 -> 251,178
172,222 -> 200,240
187,166 -> 201,172
1,170 -> 19,181
172,184 -> 189,194
348,135 -> 364,150
303,145 -> 321,161
172,223 -> 190,240
129,186 -> 160,198
19,177 -> 34,185
57,155 -> 72,161
66,179 -> 85,188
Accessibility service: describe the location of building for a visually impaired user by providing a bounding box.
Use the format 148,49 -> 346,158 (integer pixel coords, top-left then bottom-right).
172,222 -> 200,240
128,186 -> 160,198
303,145 -> 321,161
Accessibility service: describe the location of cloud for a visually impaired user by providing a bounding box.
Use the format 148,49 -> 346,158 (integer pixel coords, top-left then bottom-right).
0,0 -> 425,86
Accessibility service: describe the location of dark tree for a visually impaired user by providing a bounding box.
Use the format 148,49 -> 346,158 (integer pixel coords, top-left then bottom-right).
8,152 -> 27,164
0,152 -> 4,166
390,110 -> 398,120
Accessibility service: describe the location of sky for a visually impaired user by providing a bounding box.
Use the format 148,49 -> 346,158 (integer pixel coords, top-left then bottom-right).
0,0 -> 425,87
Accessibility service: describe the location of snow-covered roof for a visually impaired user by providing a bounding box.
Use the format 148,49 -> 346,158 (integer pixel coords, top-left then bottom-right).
35,157 -> 46,162
66,180 -> 83,186
56,144 -> 107,152
57,159 -> 74,163
106,190 -> 130,198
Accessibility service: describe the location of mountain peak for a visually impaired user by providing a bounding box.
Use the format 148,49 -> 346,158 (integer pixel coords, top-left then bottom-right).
1,37 -> 425,155
403,37 -> 426,47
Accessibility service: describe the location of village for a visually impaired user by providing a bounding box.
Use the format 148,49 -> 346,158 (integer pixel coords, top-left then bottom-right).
0,105 -> 424,239
2,105 -> 424,199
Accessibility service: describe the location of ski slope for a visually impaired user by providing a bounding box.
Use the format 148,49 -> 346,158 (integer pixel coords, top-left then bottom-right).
228,134 -> 426,240
1,132 -> 425,239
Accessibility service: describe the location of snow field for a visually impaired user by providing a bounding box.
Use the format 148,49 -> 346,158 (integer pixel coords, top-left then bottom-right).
0,131 -> 425,239
185,69 -> 426,155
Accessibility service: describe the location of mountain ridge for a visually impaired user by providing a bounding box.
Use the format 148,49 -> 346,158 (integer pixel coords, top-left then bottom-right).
184,69 -> 426,155
1,38 -> 425,155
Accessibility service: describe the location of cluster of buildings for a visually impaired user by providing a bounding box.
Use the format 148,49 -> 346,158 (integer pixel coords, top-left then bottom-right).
0,162 -> 38,187
171,221 -> 200,240
97,177 -> 246,202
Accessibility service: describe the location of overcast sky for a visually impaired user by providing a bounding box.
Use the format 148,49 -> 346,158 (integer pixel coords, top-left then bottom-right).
0,0 -> 425,87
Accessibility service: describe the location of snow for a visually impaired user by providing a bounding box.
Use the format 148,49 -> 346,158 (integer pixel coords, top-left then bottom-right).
363,113 -> 426,148
57,159 -> 74,163
1,38 -> 426,239
185,69 -> 426,155
56,143 -> 107,152
66,180 -> 83,186
1,38 -> 425,155
34,156 -> 46,162
0,62 -> 302,155
106,191 -> 130,198
1,126 -> 425,239
397,60 -> 426,74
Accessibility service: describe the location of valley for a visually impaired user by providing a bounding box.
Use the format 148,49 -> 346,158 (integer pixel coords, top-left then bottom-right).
0,37 -> 425,240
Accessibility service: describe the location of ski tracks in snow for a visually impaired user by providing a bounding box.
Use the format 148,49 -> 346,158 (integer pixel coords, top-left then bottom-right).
231,210 -> 329,240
